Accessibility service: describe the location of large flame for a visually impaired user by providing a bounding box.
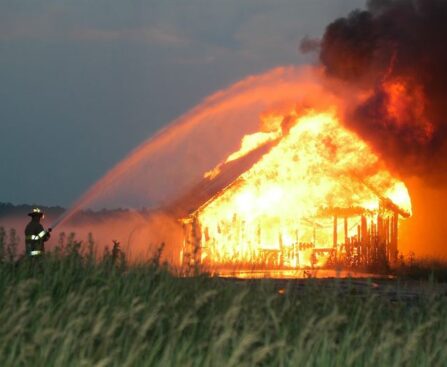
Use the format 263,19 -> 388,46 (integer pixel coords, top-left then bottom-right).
193,110 -> 411,268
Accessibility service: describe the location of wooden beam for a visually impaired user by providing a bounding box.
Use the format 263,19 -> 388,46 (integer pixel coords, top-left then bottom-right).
344,217 -> 348,244
333,216 -> 338,248
390,211 -> 398,263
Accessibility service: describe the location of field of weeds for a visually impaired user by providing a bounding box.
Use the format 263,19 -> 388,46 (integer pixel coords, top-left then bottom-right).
0,229 -> 447,366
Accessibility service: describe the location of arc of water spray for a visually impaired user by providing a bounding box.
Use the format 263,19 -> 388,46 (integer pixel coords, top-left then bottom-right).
48,84 -> 245,229
48,66 -> 310,230
49,121 -> 184,230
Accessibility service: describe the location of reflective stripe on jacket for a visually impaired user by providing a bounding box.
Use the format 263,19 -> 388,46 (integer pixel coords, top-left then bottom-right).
25,220 -> 49,256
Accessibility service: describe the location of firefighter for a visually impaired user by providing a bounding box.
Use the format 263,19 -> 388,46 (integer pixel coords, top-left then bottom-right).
25,208 -> 51,257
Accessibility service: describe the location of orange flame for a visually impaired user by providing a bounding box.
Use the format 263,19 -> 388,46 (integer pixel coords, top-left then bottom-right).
194,110 -> 411,268
383,80 -> 434,142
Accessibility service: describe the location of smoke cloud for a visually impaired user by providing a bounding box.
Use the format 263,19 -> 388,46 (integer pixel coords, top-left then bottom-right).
319,0 -> 447,183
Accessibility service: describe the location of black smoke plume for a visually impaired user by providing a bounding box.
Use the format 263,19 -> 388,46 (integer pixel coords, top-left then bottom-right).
320,0 -> 447,183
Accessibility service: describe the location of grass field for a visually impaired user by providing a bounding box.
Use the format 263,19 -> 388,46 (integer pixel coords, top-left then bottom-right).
1,230 -> 447,366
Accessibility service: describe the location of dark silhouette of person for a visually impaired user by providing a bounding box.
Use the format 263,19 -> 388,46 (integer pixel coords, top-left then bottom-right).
24,208 -> 51,257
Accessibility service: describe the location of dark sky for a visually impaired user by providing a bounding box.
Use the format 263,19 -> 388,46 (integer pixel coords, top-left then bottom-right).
0,0 -> 364,206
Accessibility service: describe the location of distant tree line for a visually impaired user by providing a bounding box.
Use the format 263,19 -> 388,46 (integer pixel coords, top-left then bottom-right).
0,202 -> 156,225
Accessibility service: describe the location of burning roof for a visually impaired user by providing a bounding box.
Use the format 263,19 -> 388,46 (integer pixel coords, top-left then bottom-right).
172,110 -> 411,219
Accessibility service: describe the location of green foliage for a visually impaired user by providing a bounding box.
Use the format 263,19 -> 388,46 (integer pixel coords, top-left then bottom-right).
0,231 -> 446,366
0,227 -> 20,263
394,256 -> 447,282
0,227 -> 5,262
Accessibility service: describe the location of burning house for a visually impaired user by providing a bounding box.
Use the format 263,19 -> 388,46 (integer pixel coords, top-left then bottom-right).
53,0 -> 447,269
171,110 -> 412,270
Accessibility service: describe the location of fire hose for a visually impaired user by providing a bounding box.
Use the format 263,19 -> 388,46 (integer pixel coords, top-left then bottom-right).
48,211 -> 68,233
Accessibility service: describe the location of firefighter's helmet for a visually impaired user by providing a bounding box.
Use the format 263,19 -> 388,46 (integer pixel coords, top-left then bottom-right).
28,207 -> 44,217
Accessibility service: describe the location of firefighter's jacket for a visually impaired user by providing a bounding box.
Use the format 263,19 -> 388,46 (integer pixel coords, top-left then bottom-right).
25,220 -> 50,256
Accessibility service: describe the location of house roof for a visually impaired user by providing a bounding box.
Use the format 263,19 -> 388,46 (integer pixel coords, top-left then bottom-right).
166,138 -> 411,220
167,139 -> 279,218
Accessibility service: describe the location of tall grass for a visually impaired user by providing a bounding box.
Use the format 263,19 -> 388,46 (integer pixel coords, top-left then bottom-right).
0,230 -> 446,366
